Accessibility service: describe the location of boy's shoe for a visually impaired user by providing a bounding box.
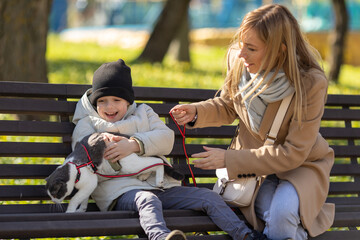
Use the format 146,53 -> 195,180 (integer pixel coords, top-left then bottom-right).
165,230 -> 187,240
246,230 -> 271,240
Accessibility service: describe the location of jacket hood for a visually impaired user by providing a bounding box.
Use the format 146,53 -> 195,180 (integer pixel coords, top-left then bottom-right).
72,89 -> 137,125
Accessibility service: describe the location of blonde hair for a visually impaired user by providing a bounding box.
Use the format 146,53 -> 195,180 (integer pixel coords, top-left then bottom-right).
224,4 -> 324,124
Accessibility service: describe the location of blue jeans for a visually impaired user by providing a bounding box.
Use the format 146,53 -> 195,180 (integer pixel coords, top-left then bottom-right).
255,175 -> 308,240
115,186 -> 251,240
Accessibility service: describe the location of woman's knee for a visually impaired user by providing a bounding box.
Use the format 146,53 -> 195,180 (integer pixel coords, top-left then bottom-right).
267,181 -> 301,227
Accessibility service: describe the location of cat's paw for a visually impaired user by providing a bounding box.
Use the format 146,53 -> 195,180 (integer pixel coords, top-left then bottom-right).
137,172 -> 151,181
65,208 -> 76,213
75,207 -> 87,213
155,180 -> 164,188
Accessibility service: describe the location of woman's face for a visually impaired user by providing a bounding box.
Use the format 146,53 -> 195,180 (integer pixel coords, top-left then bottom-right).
238,28 -> 267,74
96,96 -> 129,123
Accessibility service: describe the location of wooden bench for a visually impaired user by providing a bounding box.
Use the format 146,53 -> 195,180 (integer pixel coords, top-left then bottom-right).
0,81 -> 359,240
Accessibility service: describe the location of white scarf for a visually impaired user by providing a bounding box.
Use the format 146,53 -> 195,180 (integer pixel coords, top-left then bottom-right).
239,70 -> 294,133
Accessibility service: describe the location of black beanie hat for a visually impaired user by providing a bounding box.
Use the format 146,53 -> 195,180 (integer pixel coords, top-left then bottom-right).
89,59 -> 135,106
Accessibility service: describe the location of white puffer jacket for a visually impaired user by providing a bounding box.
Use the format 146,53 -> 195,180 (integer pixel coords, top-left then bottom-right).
71,90 -> 181,211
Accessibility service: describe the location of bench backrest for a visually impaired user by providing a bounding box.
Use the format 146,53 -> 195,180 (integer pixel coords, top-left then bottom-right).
0,81 -> 359,212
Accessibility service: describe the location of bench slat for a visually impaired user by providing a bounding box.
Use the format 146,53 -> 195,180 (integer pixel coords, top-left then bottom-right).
0,142 -> 229,157
0,215 -> 223,239
326,94 -> 360,107
329,182 -> 360,195
0,81 -> 218,102
322,108 -> 360,121
0,120 -> 74,136
0,164 -> 58,178
2,182 -> 358,201
3,120 -> 360,140
2,163 -> 359,179
330,164 -> 360,176
0,142 -> 71,157
320,127 -> 360,139
1,143 -> 358,158
310,230 -> 360,240
0,185 -> 48,200
0,98 -> 76,115
3,99 -> 360,121
0,81 -> 88,98
327,197 -> 360,206
0,164 -> 216,179
0,98 -> 177,117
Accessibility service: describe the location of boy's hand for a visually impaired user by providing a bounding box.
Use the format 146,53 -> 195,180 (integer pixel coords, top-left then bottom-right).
104,137 -> 140,163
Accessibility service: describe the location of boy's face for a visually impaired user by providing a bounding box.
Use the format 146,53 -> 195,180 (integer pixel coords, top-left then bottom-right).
96,96 -> 130,123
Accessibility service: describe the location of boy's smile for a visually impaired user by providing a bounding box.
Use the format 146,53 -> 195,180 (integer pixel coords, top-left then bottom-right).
96,96 -> 130,123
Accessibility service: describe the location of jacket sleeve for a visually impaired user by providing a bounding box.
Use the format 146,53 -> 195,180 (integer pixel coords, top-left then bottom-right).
132,104 -> 175,157
71,116 -> 96,150
226,71 -> 329,179
190,94 -> 238,128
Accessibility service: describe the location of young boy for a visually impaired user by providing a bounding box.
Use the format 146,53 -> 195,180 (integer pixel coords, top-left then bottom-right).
71,59 -> 266,240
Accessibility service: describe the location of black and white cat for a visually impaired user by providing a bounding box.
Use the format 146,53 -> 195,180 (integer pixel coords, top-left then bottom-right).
45,132 -> 183,213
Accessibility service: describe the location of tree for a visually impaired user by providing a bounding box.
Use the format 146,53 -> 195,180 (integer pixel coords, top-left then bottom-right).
0,0 -> 52,83
137,0 -> 191,63
328,0 -> 348,83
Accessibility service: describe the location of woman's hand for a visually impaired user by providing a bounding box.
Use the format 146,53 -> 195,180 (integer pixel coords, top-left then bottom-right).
102,133 -> 140,163
170,104 -> 197,126
191,146 -> 226,170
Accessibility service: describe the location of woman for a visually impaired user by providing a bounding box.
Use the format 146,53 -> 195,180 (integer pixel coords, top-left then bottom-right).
170,4 -> 335,240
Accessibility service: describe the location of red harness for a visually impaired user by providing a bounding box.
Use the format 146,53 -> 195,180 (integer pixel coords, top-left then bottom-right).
68,144 -> 171,183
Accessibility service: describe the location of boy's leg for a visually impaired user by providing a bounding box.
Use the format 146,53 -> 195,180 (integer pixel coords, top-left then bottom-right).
156,186 -> 251,240
115,189 -> 170,240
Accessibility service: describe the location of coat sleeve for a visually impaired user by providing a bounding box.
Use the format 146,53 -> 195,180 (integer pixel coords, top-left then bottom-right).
132,104 -> 175,157
226,71 -> 329,179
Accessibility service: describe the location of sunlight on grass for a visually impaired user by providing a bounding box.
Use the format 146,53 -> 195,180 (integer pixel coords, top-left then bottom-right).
47,34 -> 360,94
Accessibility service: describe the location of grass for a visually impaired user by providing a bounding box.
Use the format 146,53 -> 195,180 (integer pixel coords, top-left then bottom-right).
47,34 -> 360,94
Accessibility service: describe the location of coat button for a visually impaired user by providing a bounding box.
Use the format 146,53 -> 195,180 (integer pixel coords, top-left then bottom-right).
237,174 -> 242,178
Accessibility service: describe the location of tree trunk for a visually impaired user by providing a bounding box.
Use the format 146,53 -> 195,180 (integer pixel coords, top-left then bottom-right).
168,10 -> 190,62
137,0 -> 190,63
328,0 -> 348,83
0,0 -> 52,83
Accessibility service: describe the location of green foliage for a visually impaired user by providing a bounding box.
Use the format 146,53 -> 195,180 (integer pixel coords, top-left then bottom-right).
47,34 -> 360,94
47,34 -> 227,89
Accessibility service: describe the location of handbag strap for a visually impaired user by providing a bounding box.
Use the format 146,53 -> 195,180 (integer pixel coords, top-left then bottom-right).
264,92 -> 294,145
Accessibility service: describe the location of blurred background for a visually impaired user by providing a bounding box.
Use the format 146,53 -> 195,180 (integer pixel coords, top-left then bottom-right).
1,0 -> 359,94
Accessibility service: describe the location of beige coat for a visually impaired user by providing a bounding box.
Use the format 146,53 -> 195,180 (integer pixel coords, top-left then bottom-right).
190,49 -> 335,237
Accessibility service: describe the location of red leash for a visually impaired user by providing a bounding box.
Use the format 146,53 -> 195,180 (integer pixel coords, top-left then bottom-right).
69,144 -> 171,183
96,163 -> 170,178
169,112 -> 197,187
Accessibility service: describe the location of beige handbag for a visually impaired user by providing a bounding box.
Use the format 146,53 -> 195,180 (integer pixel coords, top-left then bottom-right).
213,93 -> 294,207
